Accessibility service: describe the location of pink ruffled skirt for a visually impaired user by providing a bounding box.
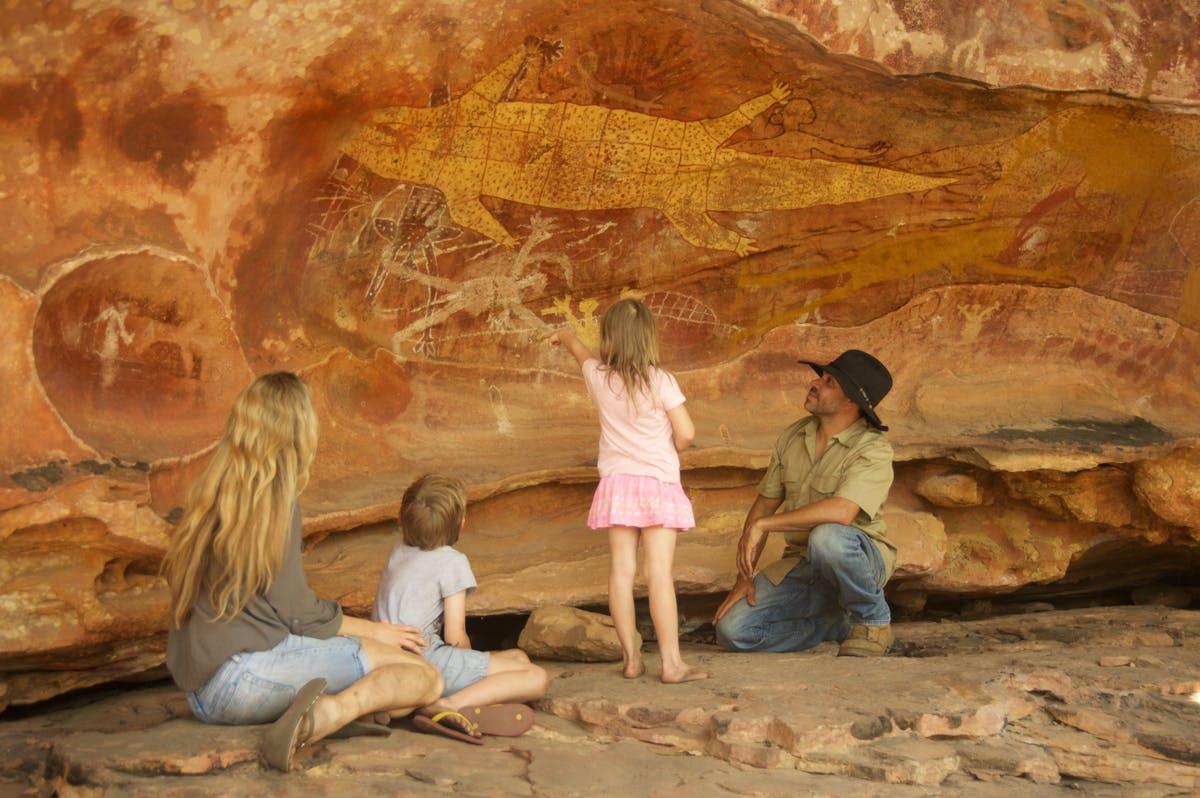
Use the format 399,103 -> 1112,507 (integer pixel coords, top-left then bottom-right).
588,473 -> 695,531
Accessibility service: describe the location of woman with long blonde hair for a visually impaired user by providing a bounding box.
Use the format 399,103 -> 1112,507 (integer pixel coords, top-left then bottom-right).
163,372 -> 444,771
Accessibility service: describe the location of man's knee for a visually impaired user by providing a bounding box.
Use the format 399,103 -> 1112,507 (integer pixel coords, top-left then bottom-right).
714,616 -> 740,651
807,523 -> 850,566
714,611 -> 756,652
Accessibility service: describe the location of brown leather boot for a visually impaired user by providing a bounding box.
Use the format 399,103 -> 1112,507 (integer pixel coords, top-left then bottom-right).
837,624 -> 894,657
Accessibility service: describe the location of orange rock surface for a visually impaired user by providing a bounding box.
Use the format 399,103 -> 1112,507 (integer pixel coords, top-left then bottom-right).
1,0 -> 1197,708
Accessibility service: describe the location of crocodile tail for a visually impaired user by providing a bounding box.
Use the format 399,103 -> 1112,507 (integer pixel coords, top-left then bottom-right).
707,151 -> 954,212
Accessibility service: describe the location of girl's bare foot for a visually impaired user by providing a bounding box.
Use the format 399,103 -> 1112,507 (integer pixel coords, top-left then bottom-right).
622,659 -> 645,679
661,665 -> 709,684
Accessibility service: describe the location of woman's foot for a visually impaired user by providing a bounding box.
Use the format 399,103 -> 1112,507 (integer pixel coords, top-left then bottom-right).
661,664 -> 709,684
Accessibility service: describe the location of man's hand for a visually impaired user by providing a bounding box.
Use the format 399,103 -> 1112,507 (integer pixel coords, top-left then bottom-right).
736,521 -> 768,580
713,573 -> 756,622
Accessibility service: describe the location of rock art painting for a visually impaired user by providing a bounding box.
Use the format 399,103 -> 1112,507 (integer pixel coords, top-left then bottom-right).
340,38 -> 953,257
0,0 -> 1198,710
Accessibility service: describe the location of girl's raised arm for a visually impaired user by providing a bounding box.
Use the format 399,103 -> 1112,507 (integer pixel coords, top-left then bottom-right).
548,327 -> 596,367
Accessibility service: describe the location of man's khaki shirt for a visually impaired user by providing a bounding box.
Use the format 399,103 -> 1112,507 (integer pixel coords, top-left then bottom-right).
758,415 -> 897,581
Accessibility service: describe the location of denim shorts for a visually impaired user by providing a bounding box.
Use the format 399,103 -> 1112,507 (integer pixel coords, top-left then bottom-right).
187,634 -> 369,725
423,635 -> 490,697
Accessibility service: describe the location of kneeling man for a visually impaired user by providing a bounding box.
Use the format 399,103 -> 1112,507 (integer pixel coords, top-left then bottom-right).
713,349 -> 896,657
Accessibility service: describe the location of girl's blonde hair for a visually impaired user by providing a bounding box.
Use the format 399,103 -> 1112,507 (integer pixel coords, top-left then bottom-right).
163,372 -> 320,629
400,474 -> 466,550
599,298 -> 660,399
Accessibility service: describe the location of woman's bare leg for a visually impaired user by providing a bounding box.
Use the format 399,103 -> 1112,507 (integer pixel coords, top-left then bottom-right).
305,639 -> 443,744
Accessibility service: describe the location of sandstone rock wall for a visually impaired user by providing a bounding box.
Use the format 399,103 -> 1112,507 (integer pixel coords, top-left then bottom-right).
1,0 -> 1197,709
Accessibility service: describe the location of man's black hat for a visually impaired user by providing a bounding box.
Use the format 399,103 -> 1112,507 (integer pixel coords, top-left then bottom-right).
799,350 -> 892,431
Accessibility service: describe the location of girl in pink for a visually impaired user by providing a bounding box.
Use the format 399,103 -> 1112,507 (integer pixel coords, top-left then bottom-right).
550,298 -> 708,683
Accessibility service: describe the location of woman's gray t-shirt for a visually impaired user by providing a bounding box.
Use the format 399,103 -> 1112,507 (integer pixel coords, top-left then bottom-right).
166,504 -> 343,693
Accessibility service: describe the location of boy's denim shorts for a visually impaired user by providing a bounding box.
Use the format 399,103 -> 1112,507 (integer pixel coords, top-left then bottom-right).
187,634 -> 369,725
423,635 -> 490,697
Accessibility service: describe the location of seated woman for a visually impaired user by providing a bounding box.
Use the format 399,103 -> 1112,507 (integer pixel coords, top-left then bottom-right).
162,371 -> 444,770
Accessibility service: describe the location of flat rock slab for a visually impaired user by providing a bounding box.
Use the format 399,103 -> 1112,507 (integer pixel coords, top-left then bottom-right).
2,606 -> 1197,796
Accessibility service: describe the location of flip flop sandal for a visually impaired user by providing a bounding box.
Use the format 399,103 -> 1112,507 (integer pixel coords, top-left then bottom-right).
327,719 -> 392,739
263,678 -> 327,771
412,711 -> 483,745
460,704 -> 535,737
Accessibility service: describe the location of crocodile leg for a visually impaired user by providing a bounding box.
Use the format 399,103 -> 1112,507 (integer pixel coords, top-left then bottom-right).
442,190 -> 520,248
661,197 -> 756,256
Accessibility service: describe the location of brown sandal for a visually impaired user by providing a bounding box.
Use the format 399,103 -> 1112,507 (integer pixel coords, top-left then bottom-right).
263,678 -> 326,771
412,711 -> 483,745
460,704 -> 535,737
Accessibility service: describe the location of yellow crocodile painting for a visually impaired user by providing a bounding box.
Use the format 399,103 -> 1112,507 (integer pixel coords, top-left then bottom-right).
340,38 -> 953,256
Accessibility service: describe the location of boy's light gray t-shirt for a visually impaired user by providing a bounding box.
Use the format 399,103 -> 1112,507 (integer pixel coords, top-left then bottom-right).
373,544 -> 477,640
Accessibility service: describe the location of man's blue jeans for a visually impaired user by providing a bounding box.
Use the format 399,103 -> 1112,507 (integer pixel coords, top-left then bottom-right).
714,523 -> 890,653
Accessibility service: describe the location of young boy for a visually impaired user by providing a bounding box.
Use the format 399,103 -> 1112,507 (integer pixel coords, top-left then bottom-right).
373,474 -> 549,743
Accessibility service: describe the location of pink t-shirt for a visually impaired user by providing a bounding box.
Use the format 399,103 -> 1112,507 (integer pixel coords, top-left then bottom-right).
582,358 -> 685,484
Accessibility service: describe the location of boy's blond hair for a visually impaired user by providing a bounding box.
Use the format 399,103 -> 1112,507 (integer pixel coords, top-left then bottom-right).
400,474 -> 466,550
